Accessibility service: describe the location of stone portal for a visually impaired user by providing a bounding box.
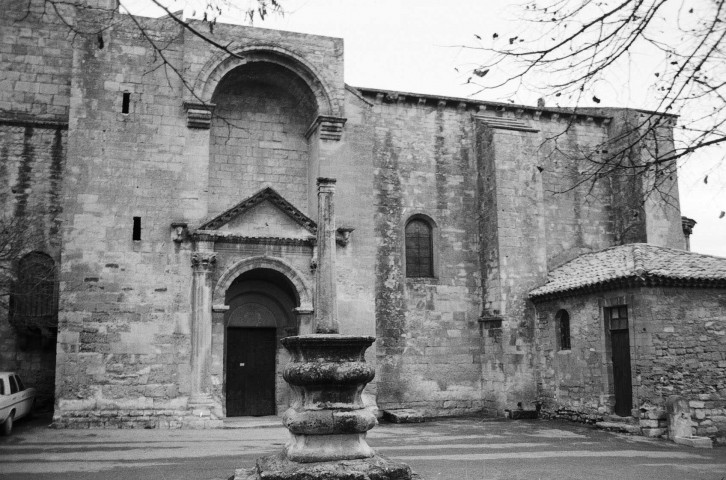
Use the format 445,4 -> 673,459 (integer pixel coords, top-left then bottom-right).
234,178 -> 416,479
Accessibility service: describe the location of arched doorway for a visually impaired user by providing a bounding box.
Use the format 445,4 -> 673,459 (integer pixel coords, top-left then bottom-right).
224,268 -> 298,416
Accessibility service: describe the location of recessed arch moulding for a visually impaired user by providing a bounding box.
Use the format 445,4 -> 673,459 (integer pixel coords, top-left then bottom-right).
210,257 -> 314,415
213,256 -> 312,312
194,45 -> 340,117
175,28 -> 345,225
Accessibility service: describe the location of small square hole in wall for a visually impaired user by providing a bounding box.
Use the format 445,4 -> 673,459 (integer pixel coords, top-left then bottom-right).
133,216 -> 141,241
122,92 -> 130,114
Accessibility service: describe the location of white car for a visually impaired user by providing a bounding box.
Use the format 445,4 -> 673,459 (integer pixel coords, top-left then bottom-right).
0,372 -> 36,435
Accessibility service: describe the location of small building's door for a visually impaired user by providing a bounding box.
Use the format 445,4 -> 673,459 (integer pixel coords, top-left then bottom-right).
608,306 -> 632,416
226,327 -> 276,416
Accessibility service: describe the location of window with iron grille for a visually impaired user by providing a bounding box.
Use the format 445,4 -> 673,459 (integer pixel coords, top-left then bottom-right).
405,219 -> 433,278
13,252 -> 56,319
10,252 -> 58,338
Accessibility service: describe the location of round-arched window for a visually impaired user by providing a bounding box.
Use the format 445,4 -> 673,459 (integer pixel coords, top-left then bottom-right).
555,309 -> 571,350
405,218 -> 433,278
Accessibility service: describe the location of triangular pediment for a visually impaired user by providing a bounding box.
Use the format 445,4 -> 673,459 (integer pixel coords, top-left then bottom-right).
198,188 -> 316,239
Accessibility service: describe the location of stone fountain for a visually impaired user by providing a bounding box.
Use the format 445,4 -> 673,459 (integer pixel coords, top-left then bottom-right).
234,178 -> 415,480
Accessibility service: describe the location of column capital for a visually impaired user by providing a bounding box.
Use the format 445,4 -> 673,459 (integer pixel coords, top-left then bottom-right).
317,177 -> 337,193
191,251 -> 217,273
305,115 -> 347,141
183,101 -> 216,129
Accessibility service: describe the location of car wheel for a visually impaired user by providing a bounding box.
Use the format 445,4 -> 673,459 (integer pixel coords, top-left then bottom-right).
1,413 -> 13,436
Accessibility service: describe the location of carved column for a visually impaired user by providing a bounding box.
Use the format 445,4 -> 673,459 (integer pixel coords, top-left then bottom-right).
190,247 -> 216,412
314,177 -> 339,334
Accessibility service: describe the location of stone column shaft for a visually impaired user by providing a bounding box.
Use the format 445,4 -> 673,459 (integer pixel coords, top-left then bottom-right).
314,177 -> 339,334
190,249 -> 216,407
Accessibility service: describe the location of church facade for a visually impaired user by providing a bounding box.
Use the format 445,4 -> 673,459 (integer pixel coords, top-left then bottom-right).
1,1 -> 724,441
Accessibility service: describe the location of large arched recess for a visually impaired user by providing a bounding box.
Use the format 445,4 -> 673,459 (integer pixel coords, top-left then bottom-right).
204,48 -> 329,215
196,46 -> 334,114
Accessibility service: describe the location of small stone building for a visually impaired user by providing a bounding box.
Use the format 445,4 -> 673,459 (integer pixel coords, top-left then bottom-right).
530,244 -> 726,443
1,0 -> 723,441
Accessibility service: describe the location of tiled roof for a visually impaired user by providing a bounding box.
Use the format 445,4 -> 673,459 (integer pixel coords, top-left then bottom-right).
529,243 -> 726,300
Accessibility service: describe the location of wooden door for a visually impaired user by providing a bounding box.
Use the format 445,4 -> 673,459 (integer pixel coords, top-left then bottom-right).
611,329 -> 633,416
226,328 -> 276,416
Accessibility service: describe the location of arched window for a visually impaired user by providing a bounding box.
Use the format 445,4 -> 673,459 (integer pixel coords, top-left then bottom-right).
12,252 -> 56,323
556,309 -> 571,350
405,218 -> 434,278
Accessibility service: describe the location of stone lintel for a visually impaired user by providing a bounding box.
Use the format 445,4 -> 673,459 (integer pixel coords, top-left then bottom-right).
305,115 -> 347,141
183,101 -> 216,129
478,316 -> 503,328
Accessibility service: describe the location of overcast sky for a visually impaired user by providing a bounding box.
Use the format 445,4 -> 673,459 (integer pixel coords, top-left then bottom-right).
125,0 -> 725,256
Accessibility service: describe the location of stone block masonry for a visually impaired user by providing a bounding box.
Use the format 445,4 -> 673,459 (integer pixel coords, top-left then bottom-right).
363,97 -> 484,417
1,0 -> 694,428
0,119 -> 67,410
535,287 -> 726,444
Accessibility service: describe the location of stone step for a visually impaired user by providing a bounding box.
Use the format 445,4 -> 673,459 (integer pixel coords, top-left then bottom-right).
382,409 -> 427,424
595,421 -> 641,434
223,416 -> 282,429
603,415 -> 638,425
674,436 -> 713,448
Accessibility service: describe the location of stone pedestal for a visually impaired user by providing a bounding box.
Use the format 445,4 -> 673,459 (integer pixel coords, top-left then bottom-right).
234,334 -> 415,480
282,334 -> 377,462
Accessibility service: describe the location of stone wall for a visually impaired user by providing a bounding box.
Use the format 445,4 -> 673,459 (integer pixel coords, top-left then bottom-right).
3,1 -> 693,426
534,287 -> 726,444
0,123 -> 67,410
476,112 -> 612,414
51,9 -> 356,426
0,0 -> 74,120
209,64 -> 313,217
54,12 -> 193,427
351,95 -> 483,416
0,0 -> 73,409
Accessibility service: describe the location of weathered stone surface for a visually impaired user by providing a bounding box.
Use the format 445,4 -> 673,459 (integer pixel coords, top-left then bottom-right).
595,422 -> 641,435
534,288 -> 726,443
234,452 -> 414,480
1,0 -> 709,435
382,409 -> 427,424
281,335 -> 377,463
667,396 -> 692,440
673,436 -> 713,448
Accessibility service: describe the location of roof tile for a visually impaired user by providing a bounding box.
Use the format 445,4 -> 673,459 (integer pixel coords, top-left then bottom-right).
529,243 -> 726,299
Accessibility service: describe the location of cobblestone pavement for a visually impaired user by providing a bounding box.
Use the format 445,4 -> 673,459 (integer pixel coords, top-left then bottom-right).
0,414 -> 724,480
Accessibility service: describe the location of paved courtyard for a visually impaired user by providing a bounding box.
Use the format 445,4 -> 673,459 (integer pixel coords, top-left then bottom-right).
0,414 -> 724,480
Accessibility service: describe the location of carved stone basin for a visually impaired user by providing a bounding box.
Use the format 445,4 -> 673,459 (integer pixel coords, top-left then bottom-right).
281,334 -> 377,463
